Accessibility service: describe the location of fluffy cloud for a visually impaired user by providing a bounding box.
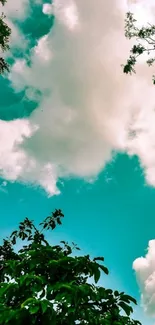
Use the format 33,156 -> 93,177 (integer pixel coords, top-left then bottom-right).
128,0 -> 155,25
0,119 -> 59,195
0,0 -> 29,52
1,0 -> 29,20
133,240 -> 155,317
1,0 -> 155,195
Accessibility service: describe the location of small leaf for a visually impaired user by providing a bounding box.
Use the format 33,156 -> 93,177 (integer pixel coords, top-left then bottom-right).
120,294 -> 137,305
57,217 -> 62,225
10,231 -> 17,237
99,264 -> 109,275
21,298 -> 35,308
93,257 -> 104,262
119,301 -> 133,316
12,236 -> 16,245
29,304 -> 40,314
106,289 -> 113,295
41,300 -> 48,314
94,267 -> 100,283
40,288 -> 46,299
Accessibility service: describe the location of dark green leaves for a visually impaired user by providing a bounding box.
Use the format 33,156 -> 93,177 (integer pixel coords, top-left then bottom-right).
99,264 -> 109,275
93,256 -> 104,262
0,211 -> 141,325
41,300 -> 49,314
118,301 -> 133,316
123,55 -> 136,74
0,0 -> 7,5
0,13 -> 11,51
123,11 -> 155,84
132,44 -> 145,55
40,209 -> 64,231
120,293 -> 137,305
94,267 -> 100,283
29,304 -> 40,315
0,9 -> 11,74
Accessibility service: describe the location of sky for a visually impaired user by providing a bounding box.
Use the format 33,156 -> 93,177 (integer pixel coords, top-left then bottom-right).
1,0 -> 155,324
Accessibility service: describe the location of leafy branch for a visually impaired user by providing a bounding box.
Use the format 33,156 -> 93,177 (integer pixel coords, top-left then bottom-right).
123,12 -> 155,83
0,210 -> 141,324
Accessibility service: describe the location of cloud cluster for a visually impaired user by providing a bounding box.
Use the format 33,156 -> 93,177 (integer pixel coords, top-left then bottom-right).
1,0 -> 155,194
133,240 -> 155,317
128,0 -> 155,25
0,0 -> 29,49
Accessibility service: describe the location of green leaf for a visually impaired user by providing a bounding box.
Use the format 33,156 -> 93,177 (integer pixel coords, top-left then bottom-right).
94,267 -> 100,283
57,217 -> 62,225
10,231 -> 17,237
21,298 -> 35,308
48,260 -> 58,267
61,283 -> 73,291
106,289 -> 113,295
29,304 -> 40,314
119,301 -> 133,316
120,294 -> 137,305
93,257 -> 104,262
99,264 -> 109,275
40,288 -> 46,299
41,300 -> 48,314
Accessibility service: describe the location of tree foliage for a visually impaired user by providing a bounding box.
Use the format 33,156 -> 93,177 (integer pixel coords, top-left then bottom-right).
0,209 -> 141,325
0,0 -> 11,74
123,12 -> 155,83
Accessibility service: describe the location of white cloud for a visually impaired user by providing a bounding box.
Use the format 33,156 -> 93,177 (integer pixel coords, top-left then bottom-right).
50,0 -> 79,30
128,0 -> 155,26
0,0 -> 29,20
34,35 -> 53,62
133,240 -> 155,318
0,0 -> 29,53
0,119 -> 34,180
1,0 -> 155,195
7,19 -> 28,50
43,3 -> 53,16
0,119 -> 59,195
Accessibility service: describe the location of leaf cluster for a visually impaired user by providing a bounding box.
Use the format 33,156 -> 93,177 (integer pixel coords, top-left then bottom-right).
0,0 -> 11,73
0,210 -> 141,325
123,12 -> 155,83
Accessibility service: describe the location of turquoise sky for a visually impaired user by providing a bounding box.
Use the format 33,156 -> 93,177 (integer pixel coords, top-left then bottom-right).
0,153 -> 154,324
1,1 -> 155,324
